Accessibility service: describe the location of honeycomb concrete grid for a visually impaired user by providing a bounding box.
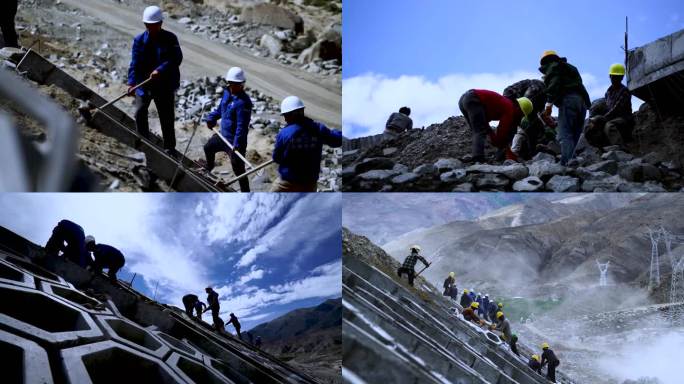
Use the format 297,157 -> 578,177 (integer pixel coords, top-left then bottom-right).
0,252 -> 69,286
0,327 -> 53,384
60,340 -> 186,384
0,257 -> 35,289
39,281 -> 113,316
166,352 -> 236,384
0,282 -> 103,345
155,331 -> 205,362
96,315 -> 171,359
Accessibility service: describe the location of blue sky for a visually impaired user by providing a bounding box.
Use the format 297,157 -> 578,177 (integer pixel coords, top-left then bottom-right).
343,0 -> 684,138
0,194 -> 341,332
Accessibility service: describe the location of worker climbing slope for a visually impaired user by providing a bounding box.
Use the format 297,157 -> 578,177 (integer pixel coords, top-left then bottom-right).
182,294 -> 199,318
128,6 -> 183,156
204,286 -> 221,330
541,342 -> 561,383
272,95 -> 342,192
397,245 -> 430,287
44,220 -> 90,268
227,313 -> 242,339
201,67 -> 253,192
443,272 -> 458,300
384,106 -> 413,139
85,236 -> 126,282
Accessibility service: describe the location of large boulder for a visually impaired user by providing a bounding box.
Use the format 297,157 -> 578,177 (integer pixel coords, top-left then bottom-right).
241,3 -> 304,34
298,23 -> 341,63
259,34 -> 283,56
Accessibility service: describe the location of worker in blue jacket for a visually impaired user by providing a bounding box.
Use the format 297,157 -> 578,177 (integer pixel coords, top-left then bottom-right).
85,237 -> 126,282
127,6 -> 182,155
202,67 -> 253,192
44,220 -> 90,267
271,96 -> 342,192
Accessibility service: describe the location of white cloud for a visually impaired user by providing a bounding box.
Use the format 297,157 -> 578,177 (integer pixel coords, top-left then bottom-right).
237,265 -> 265,285
342,71 -> 643,138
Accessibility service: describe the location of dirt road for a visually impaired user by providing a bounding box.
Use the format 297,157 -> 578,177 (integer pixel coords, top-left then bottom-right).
61,0 -> 341,127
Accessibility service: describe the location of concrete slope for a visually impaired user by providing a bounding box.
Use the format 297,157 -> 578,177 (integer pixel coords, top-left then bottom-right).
0,226 -> 320,384
61,0 -> 341,128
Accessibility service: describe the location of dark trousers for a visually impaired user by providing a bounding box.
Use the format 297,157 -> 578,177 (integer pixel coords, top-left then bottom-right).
397,267 -> 416,286
510,335 -> 519,356
182,299 -> 194,317
235,325 -> 242,339
92,259 -> 124,282
203,134 -> 250,192
211,307 -> 221,327
134,92 -> 176,150
459,90 -> 489,158
45,224 -> 85,266
0,0 -> 19,48
557,93 -> 587,165
546,361 -> 559,382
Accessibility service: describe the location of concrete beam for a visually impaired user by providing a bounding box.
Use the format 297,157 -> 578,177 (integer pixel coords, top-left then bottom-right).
0,328 -> 54,384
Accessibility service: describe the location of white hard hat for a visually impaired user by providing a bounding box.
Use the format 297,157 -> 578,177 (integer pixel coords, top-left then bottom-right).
410,245 -> 421,251
85,235 -> 95,244
142,6 -> 163,24
225,67 -> 246,83
280,95 -> 305,115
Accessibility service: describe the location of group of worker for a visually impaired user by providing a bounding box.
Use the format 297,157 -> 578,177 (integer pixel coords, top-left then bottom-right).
399,245 -> 562,382
182,289 -> 243,339
44,219 -> 126,282
385,51 -> 633,168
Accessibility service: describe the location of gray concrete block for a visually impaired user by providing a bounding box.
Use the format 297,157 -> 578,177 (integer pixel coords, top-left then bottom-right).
96,315 -> 171,359
166,352 -> 235,384
0,328 -> 53,384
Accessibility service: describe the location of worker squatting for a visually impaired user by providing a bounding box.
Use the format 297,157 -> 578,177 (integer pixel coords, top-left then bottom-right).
399,245 -> 562,383
384,52 -> 633,167
126,6 -> 342,192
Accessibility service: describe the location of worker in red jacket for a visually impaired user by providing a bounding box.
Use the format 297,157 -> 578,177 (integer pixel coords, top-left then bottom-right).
458,89 -> 533,163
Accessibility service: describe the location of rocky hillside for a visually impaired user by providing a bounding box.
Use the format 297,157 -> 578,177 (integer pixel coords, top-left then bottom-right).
342,103 -> 684,192
249,298 -> 342,384
381,194 -> 684,303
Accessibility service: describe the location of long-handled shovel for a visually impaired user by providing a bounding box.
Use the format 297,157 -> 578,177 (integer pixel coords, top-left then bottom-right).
170,101 -> 211,187
78,77 -> 152,122
211,127 -> 265,177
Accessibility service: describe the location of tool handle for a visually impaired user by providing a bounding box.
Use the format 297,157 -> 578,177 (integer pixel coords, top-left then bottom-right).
101,77 -> 152,110
211,127 -> 256,169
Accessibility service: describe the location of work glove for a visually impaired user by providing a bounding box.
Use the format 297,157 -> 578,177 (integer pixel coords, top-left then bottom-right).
206,120 -> 217,129
127,85 -> 137,97
150,70 -> 160,80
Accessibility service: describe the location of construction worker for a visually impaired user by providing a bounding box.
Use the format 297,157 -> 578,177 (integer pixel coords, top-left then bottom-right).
397,245 -> 429,287
271,96 -> 342,192
540,342 -> 560,383
128,6 -> 183,156
487,299 -> 498,322
194,301 -> 207,320
462,302 -> 485,326
528,354 -> 542,374
44,220 -> 90,268
182,294 -> 199,317
584,63 -> 633,148
204,286 -> 221,329
490,311 -> 512,342
481,294 -> 491,321
468,290 -> 476,302
0,0 -> 19,48
443,272 -> 457,299
85,237 -> 126,282
538,50 -> 590,165
202,67 -> 253,192
384,107 -> 413,139
255,335 -> 262,349
227,313 -> 242,339
460,289 -> 473,308
458,89 -> 533,163
510,333 -> 520,356
504,79 -> 547,160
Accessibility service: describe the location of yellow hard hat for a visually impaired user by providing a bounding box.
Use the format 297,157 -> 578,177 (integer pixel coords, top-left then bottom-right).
609,63 -> 626,76
542,342 -> 549,349
410,245 -> 421,252
464,289 -> 469,294
517,97 -> 533,117
532,354 -> 540,362
498,302 -> 503,308
471,302 -> 479,309
496,311 -> 504,319
449,272 -> 455,278
540,50 -> 558,62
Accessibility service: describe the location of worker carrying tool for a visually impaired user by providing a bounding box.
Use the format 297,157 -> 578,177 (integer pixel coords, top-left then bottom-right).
443,272 -> 458,299
384,107 -> 413,139
541,342 -> 561,383
85,237 -> 126,282
128,5 -> 183,156
200,67 -> 253,192
538,50 -> 590,165
271,96 -> 342,192
462,302 -> 485,326
584,63 -> 633,148
489,311 -> 512,343
227,313 -> 242,339
44,220 -> 90,268
397,245 -> 429,287
182,294 -> 199,318
204,286 -> 222,329
458,89 -> 533,163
